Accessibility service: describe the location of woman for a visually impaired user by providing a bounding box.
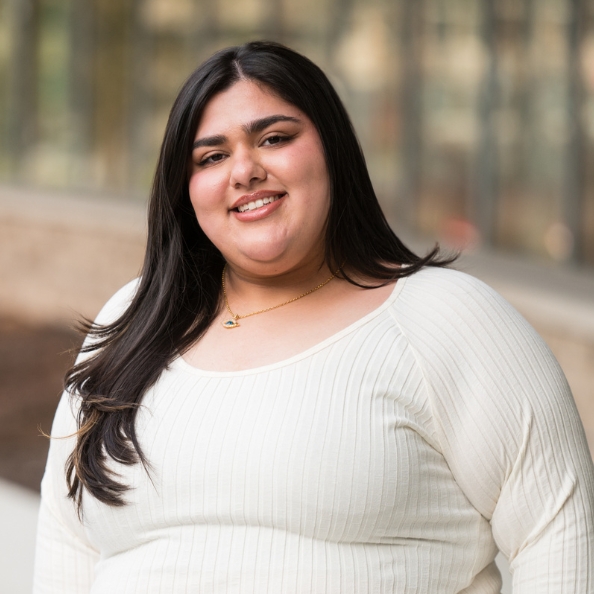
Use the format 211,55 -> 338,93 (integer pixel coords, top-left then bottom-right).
34,41 -> 593,593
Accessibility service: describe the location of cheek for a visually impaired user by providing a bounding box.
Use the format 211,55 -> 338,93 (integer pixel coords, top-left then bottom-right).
278,141 -> 330,199
188,172 -> 226,219
303,138 -> 329,191
301,154 -> 331,213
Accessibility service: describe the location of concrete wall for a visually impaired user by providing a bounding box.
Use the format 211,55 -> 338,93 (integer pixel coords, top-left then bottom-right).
0,186 -> 146,325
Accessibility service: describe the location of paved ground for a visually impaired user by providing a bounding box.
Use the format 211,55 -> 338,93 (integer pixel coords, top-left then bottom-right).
0,478 -> 39,594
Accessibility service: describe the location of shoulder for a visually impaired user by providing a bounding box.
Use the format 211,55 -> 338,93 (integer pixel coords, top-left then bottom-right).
390,268 -> 563,501
74,278 -> 141,364
391,266 -> 528,343
396,265 -> 509,313
47,279 -> 141,462
386,265 -> 573,386
392,269 -> 576,472
93,277 -> 141,327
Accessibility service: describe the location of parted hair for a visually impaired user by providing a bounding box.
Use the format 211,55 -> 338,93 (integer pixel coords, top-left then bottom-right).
64,40 -> 454,510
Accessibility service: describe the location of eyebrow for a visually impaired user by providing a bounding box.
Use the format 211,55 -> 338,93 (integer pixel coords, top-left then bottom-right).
192,115 -> 301,150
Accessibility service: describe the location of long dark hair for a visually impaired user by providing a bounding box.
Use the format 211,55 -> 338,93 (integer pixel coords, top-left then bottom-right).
65,40 -> 454,510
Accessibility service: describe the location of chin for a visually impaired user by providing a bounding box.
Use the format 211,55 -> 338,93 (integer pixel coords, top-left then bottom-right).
238,251 -> 289,268
234,240 -> 293,265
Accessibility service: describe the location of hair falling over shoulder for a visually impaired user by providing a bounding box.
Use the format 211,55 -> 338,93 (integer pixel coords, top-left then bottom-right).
64,40 -> 456,512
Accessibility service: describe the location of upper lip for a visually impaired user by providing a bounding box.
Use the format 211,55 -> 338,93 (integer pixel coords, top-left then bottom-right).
230,190 -> 286,211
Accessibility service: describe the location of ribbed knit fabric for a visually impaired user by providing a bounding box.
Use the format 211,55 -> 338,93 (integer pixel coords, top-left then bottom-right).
33,268 -> 594,593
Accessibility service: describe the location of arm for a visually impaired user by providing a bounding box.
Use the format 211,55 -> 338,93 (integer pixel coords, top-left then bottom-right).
33,279 -> 140,593
33,393 -> 100,593
396,269 -> 594,592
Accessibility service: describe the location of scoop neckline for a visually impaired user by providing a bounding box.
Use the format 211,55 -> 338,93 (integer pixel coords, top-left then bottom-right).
172,275 -> 409,377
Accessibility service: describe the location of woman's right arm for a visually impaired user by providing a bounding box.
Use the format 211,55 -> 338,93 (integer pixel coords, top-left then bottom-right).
33,278 -> 140,593
33,392 -> 100,593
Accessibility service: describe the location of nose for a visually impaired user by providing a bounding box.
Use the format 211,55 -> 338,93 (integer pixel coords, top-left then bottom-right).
229,146 -> 266,188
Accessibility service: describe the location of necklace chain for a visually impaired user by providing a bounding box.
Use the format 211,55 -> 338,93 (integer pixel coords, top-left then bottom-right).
221,264 -> 337,327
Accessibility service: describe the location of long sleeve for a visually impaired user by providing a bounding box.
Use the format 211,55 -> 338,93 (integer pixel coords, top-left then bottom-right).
33,392 -> 100,593
33,279 -> 139,594
394,268 -> 594,592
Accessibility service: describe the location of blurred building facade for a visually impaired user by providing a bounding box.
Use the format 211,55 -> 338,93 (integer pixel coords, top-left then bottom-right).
0,0 -> 593,265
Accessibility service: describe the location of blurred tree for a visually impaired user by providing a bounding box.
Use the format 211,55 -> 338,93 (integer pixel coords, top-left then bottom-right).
474,0 -> 499,245
0,0 -> 591,265
127,0 -> 154,190
262,0 -> 285,42
6,0 -> 40,178
188,0 -> 220,60
327,0 -> 356,61
93,0 -> 133,189
518,0 -> 535,183
564,0 -> 586,262
399,0 -> 424,228
68,0 -> 96,181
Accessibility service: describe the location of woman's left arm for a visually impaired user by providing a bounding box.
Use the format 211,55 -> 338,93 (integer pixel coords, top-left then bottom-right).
396,269 -> 594,593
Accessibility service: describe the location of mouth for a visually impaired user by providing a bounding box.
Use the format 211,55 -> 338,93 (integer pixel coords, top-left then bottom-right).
234,193 -> 286,213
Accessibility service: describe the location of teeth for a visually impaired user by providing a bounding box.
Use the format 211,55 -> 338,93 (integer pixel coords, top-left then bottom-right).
237,194 -> 283,212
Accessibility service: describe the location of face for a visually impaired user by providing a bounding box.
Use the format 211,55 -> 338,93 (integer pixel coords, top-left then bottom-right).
188,79 -> 331,276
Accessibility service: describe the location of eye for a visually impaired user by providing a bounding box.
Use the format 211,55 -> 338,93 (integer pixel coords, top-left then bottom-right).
197,152 -> 226,167
262,134 -> 291,146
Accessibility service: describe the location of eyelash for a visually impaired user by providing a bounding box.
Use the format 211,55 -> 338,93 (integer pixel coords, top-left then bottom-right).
198,153 -> 225,167
195,134 -> 294,167
262,134 -> 291,146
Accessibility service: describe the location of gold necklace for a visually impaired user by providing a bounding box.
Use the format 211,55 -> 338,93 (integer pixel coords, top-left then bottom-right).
221,264 -> 337,328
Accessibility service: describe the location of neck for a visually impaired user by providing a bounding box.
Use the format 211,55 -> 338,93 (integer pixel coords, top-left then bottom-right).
223,258 -> 334,308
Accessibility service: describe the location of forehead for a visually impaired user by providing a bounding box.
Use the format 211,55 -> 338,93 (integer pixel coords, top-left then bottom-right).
195,79 -> 305,138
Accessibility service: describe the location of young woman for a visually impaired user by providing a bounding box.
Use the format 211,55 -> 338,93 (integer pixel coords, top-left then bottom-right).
34,41 -> 594,593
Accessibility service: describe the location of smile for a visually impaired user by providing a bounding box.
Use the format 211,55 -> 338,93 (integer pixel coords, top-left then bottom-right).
236,193 -> 285,212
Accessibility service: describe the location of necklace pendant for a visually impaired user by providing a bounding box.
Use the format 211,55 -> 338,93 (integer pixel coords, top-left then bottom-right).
222,318 -> 240,329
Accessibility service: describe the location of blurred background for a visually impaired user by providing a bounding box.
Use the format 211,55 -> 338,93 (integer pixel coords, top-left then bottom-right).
0,0 -> 593,590
1,0 -> 594,257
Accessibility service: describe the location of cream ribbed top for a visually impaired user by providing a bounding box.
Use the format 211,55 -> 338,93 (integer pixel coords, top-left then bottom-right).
34,268 -> 594,593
